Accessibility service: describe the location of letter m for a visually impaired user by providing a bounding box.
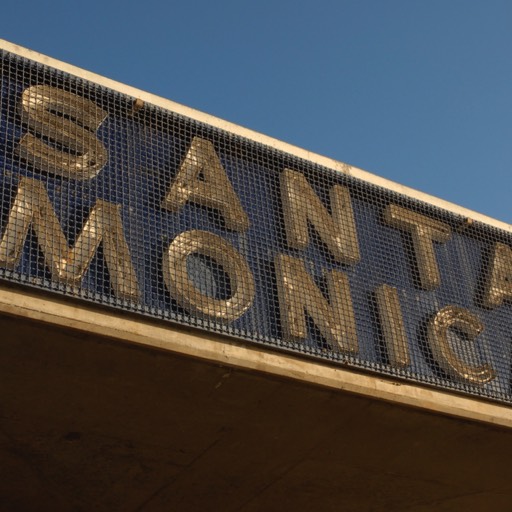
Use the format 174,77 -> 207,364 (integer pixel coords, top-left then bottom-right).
0,177 -> 139,300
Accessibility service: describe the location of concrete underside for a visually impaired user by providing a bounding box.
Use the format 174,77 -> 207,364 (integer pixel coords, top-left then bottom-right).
1,313 -> 512,512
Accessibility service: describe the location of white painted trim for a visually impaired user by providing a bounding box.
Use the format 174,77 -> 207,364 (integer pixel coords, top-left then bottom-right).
1,38 -> 511,234
0,284 -> 510,428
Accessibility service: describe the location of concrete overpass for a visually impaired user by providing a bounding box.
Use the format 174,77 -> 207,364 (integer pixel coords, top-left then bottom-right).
1,283 -> 512,511
1,40 -> 512,511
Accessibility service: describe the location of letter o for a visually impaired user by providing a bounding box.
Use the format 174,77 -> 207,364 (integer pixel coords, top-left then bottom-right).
163,230 -> 255,321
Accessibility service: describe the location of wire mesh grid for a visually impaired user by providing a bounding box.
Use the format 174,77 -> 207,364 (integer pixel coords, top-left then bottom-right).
1,49 -> 511,404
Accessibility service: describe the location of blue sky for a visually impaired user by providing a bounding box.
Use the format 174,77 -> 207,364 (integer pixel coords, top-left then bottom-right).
2,0 -> 511,222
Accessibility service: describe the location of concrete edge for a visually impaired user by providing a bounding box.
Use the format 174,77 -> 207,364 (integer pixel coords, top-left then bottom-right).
0,284 -> 511,429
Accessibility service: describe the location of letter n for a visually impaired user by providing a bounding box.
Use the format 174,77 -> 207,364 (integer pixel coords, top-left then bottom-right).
275,253 -> 358,353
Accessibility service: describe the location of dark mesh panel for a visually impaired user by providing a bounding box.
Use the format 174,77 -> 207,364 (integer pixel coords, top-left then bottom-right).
1,49 -> 511,405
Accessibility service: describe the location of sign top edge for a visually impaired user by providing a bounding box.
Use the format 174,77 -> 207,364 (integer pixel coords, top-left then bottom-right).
1,38 -> 510,234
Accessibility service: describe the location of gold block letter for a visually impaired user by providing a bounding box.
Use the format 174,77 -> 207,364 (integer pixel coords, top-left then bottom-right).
483,242 -> 512,308
375,284 -> 410,368
162,137 -> 249,232
428,306 -> 495,385
17,85 -> 108,180
280,169 -> 360,265
384,204 -> 451,290
163,230 -> 255,321
275,253 -> 358,353
0,177 -> 139,300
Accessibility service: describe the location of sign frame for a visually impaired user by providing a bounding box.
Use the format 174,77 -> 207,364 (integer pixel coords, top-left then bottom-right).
1,39 -> 511,426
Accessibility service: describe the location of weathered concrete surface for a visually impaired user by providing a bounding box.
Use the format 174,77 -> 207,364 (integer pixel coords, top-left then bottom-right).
1,313 -> 512,512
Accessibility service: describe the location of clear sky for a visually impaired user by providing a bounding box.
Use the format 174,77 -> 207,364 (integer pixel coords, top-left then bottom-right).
1,0 -> 511,222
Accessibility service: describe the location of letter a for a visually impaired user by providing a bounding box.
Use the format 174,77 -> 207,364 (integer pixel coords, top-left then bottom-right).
162,137 -> 249,232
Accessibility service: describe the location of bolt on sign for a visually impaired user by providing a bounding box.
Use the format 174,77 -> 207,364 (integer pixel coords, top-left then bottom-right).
0,42 -> 512,405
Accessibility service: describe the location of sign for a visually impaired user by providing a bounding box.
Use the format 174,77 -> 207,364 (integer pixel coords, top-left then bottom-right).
1,44 -> 511,404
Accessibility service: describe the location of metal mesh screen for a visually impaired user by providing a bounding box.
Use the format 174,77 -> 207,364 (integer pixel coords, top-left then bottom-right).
1,49 -> 511,404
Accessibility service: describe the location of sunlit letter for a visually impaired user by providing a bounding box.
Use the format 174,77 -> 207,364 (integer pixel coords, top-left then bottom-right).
483,242 -> 512,308
162,137 -> 249,232
280,168 -> 360,264
375,284 -> 410,368
384,204 -> 451,290
275,253 -> 358,353
0,177 -> 139,300
428,306 -> 495,385
17,85 -> 108,179
163,230 -> 255,321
